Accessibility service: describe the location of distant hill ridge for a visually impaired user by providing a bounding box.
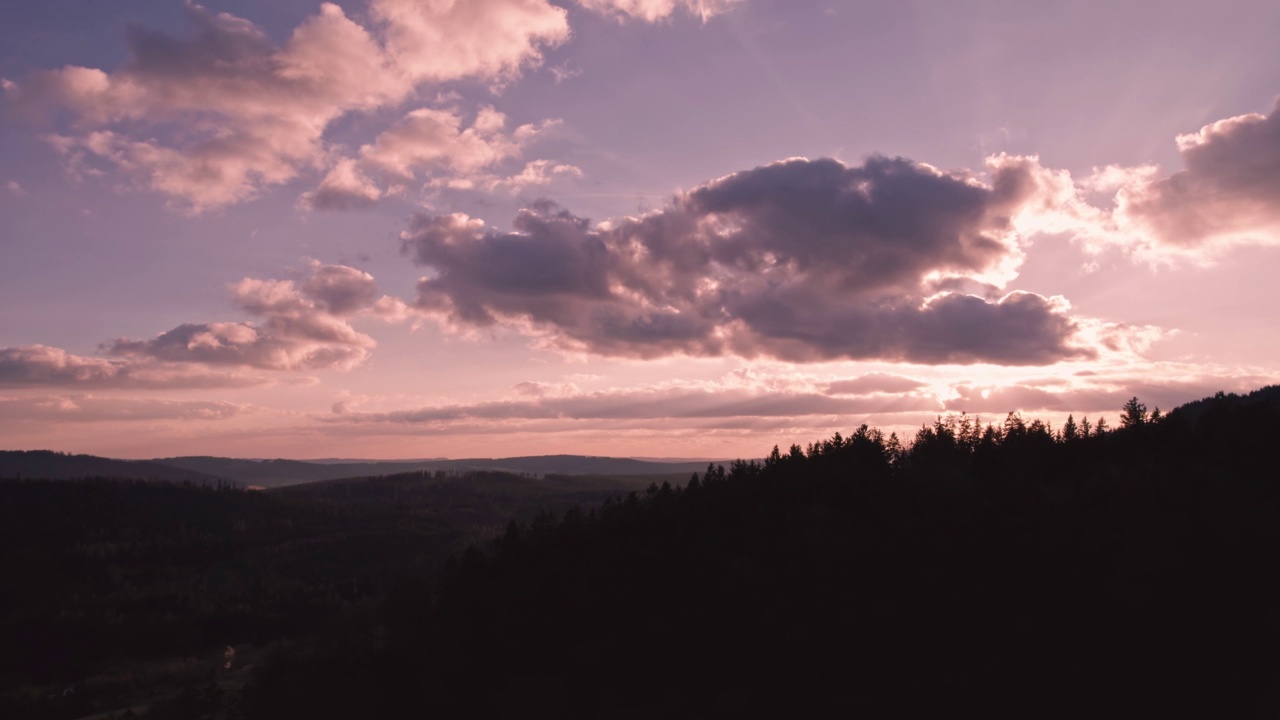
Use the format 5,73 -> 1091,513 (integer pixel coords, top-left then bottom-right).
0,450 -> 228,484
8,385 -> 1275,487
0,451 -> 727,488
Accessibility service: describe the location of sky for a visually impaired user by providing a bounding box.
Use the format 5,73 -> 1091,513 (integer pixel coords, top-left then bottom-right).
2,0 -> 1279,460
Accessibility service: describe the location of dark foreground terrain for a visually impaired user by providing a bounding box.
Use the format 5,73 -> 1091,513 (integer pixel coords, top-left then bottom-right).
0,469 -> 663,718
4,387 -> 1280,717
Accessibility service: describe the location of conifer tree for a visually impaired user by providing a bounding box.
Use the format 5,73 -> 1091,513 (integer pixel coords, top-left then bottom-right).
1062,414 -> 1079,441
1120,397 -> 1148,428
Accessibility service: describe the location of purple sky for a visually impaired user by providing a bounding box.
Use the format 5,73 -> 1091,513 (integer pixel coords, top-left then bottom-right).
2,0 -> 1279,459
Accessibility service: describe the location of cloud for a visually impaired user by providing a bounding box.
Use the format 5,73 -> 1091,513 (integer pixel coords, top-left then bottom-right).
370,0 -> 568,83
0,395 -> 252,423
323,382 -> 940,425
1111,99 -> 1280,254
942,373 -> 1269,418
825,373 -> 928,396
512,380 -> 583,397
490,159 -> 584,192
300,158 -> 382,211
980,100 -> 1280,263
0,344 -> 270,389
362,106 -> 545,179
400,156 -> 1099,364
576,0 -> 744,22
4,181 -> 26,197
301,105 -> 570,208
7,0 -> 570,209
104,262 -> 387,371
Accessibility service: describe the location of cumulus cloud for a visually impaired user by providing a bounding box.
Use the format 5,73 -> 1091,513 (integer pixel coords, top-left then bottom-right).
1110,99 -> 1280,254
482,159 -> 585,193
105,262 -> 388,371
7,0 -> 570,209
364,106 -> 536,178
978,100 -> 1280,263
576,0 -> 744,22
399,156 -> 1099,364
300,105 -> 572,209
0,344 -> 269,389
300,158 -> 383,211
371,0 -> 568,82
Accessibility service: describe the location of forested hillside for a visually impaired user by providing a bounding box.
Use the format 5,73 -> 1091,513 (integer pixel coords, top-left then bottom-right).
248,386 -> 1280,717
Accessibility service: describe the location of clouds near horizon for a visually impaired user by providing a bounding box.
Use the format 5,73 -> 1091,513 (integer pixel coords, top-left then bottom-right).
1,262 -> 393,391
0,394 -> 252,423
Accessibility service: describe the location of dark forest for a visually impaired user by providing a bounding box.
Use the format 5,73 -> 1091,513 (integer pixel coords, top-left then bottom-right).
3,386 -> 1279,718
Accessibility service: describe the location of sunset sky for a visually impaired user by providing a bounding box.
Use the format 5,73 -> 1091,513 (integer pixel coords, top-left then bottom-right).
2,0 -> 1279,460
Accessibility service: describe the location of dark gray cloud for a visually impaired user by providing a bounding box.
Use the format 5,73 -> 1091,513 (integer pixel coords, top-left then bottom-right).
1119,99 -> 1280,248
402,156 -> 1090,364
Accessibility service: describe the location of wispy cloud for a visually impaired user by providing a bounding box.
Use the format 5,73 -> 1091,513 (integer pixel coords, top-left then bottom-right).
0,395 -> 253,422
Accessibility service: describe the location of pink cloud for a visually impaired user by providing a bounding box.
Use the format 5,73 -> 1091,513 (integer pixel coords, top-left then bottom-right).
576,0 -> 744,22
825,373 -> 928,396
105,262 -> 390,372
0,395 -> 252,423
8,1 -> 570,210
321,382 -> 941,425
300,104 -> 570,209
371,0 -> 568,83
986,100 -> 1280,263
298,158 -> 383,211
1113,99 -> 1280,254
942,374 -> 1269,418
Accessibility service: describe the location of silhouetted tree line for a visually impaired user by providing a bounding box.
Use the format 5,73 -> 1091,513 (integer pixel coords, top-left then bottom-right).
244,386 -> 1280,717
